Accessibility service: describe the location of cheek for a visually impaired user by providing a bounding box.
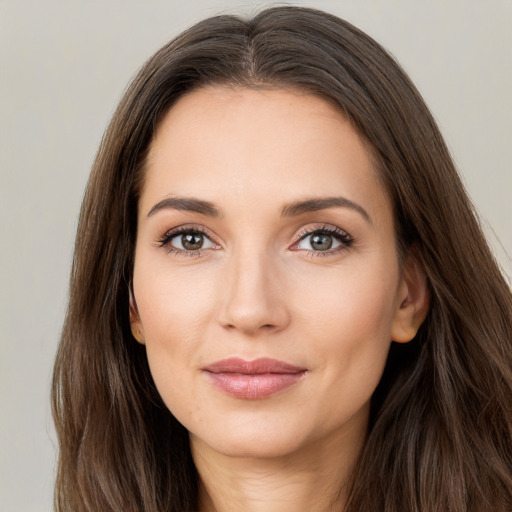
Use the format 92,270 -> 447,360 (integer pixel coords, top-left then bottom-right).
293,258 -> 399,340
307,290 -> 395,385
135,256 -> 216,337
132,260 -> 217,403
294,263 -> 398,402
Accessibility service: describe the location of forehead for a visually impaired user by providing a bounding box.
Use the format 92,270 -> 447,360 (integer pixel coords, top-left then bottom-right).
141,86 -> 391,226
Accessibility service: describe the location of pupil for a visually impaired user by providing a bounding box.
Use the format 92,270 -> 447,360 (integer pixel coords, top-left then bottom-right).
311,233 -> 332,251
182,233 -> 203,250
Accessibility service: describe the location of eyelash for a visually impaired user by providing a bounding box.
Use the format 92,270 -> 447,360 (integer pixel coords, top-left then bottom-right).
294,225 -> 354,257
156,224 -> 354,258
156,226 -> 214,257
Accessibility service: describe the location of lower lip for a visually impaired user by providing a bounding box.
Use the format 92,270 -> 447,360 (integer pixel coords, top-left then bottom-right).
205,372 -> 306,399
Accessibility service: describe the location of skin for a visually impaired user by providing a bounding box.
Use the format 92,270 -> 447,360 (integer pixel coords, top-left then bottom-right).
131,86 -> 428,511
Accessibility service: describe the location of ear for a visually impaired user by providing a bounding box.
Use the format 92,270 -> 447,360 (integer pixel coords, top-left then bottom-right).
391,248 -> 430,343
129,285 -> 145,345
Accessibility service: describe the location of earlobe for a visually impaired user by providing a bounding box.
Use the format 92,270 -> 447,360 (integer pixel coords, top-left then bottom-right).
391,250 -> 430,344
129,285 -> 145,345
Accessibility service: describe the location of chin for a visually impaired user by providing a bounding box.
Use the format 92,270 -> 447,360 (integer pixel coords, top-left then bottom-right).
193,429 -> 306,460
187,411 -> 314,460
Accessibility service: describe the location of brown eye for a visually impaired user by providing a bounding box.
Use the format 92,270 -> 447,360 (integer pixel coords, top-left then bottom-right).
163,229 -> 217,252
181,233 -> 205,250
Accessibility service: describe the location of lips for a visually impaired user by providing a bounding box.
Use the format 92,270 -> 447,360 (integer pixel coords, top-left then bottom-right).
202,357 -> 307,399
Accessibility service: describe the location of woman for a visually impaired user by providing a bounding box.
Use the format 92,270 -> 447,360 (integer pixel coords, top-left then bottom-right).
52,6 -> 512,512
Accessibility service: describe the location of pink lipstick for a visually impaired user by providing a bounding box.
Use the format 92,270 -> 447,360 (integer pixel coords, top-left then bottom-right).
202,357 -> 307,399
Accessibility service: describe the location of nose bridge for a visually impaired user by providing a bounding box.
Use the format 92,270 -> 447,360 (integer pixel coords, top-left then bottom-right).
219,243 -> 288,334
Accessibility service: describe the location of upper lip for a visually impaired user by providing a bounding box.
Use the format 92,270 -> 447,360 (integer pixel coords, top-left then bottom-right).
202,357 -> 306,374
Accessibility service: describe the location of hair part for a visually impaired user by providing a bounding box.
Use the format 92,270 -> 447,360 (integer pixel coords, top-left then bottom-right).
53,6 -> 512,511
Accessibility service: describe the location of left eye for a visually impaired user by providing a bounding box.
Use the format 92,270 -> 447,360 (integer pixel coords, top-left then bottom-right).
295,230 -> 347,252
169,231 -> 216,251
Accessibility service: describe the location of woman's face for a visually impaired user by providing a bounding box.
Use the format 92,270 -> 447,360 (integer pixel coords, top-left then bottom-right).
131,86 -> 422,459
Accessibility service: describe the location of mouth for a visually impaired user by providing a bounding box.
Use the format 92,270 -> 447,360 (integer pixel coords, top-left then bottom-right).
202,357 -> 308,400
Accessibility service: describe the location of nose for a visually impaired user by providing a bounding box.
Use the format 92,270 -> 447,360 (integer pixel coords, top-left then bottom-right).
217,248 -> 290,336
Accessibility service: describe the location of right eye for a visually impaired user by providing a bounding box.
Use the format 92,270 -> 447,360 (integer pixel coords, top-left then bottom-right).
158,227 -> 219,256
170,231 -> 215,251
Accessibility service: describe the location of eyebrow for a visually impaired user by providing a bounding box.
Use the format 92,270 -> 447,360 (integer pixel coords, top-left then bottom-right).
147,197 -> 222,218
281,196 -> 372,224
147,195 -> 371,224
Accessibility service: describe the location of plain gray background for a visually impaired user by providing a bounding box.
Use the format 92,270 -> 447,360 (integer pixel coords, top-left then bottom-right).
1,1 -> 511,510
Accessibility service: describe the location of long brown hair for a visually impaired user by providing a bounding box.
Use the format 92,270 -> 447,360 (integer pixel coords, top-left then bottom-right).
52,6 -> 512,511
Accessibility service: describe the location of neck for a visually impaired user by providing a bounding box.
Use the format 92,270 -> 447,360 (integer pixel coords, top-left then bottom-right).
191,427 -> 365,512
